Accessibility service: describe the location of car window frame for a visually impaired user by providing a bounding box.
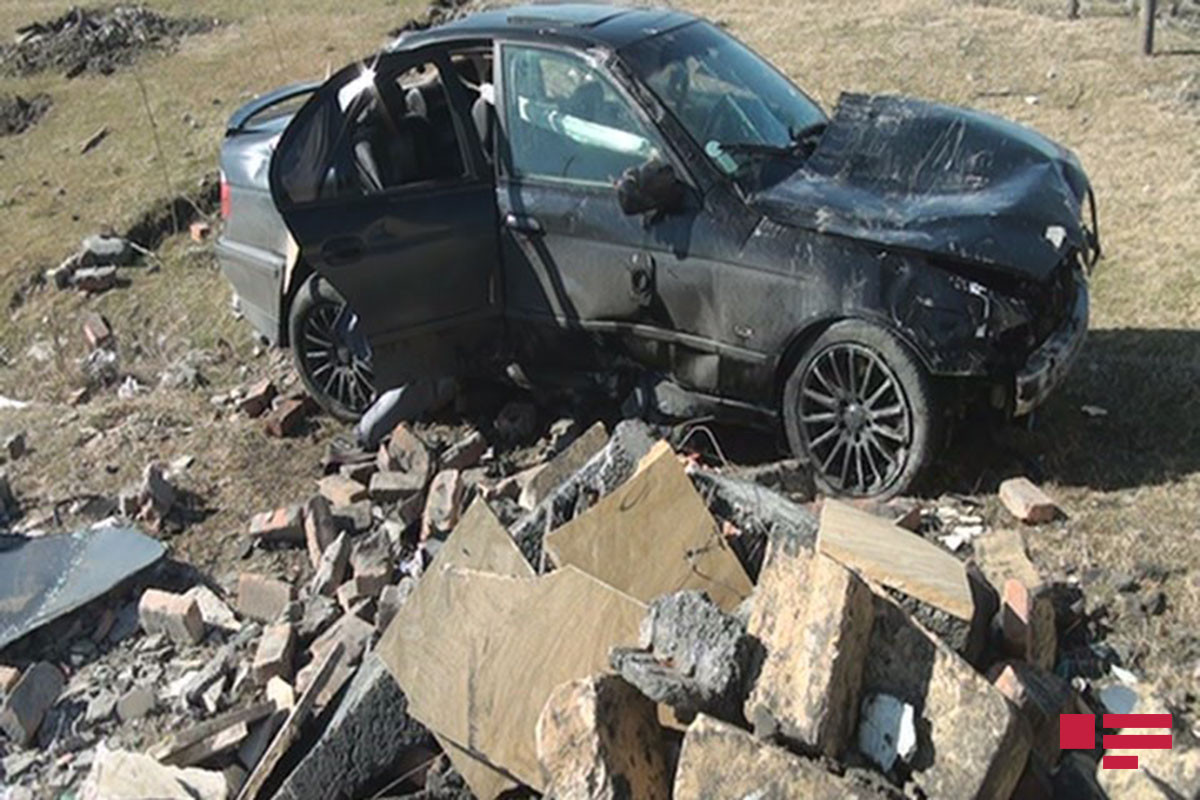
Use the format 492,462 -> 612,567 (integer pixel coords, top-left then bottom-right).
494,39 -> 694,194
277,45 -> 488,212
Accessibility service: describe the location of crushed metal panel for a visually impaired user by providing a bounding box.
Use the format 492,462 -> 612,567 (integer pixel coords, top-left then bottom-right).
817,499 -> 974,622
0,527 -> 165,650
545,441 -> 753,612
750,93 -> 1092,280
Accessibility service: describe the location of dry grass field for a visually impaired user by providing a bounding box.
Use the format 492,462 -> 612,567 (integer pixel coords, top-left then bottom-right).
0,0 -> 1197,719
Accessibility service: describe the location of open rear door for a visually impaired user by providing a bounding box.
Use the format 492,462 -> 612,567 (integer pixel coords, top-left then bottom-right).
270,48 -> 502,388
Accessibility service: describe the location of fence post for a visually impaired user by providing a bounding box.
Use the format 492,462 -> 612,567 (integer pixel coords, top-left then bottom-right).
1069,0 -> 1080,18
1141,0 -> 1158,54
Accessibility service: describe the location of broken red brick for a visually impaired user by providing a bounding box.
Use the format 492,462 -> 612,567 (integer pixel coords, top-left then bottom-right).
239,379 -> 276,418
1000,578 -> 1057,671
249,505 -> 304,545
252,623 -> 295,683
138,588 -> 205,645
318,474 -> 369,507
189,221 -> 212,243
999,478 -> 1060,524
81,311 -> 112,348
263,397 -> 311,437
421,469 -> 464,540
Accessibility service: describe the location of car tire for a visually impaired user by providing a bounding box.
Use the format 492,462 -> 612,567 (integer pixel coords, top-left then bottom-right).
782,319 -> 938,499
289,275 -> 376,422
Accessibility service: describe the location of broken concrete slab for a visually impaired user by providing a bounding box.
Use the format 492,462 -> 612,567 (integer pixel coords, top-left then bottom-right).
745,551 -> 873,757
0,526 -> 164,650
999,477 -> 1060,524
378,499 -> 534,799
510,419 -> 656,565
521,421 -> 608,509
236,573 -> 294,623
819,499 -> 974,621
81,745 -> 229,800
861,594 -> 1031,799
139,588 -> 205,645
673,714 -> 888,799
610,590 -> 753,723
274,653 -> 434,800
0,661 -> 64,745
536,674 -> 670,800
545,441 -> 752,611
687,467 -> 819,577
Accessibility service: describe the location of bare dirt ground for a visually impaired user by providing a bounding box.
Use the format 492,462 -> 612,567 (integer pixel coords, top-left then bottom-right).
0,0 -> 1198,751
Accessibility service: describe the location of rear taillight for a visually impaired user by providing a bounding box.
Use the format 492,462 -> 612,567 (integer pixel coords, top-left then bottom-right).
219,172 -> 232,220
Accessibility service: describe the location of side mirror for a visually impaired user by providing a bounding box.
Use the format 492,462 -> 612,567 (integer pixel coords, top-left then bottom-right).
617,159 -> 686,216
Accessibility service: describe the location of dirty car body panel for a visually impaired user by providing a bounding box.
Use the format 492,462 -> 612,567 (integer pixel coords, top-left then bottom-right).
245,4 -> 1096,495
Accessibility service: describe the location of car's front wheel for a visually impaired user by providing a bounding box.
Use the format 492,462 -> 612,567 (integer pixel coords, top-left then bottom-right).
289,275 -> 376,422
782,320 -> 938,499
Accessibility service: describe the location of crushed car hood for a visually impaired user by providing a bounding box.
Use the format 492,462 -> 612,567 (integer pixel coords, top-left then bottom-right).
751,93 -> 1092,282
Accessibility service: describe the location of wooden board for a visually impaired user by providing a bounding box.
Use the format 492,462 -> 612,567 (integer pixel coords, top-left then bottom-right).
545,441 -> 752,612
818,499 -> 974,621
376,499 -> 534,798
236,641 -> 343,800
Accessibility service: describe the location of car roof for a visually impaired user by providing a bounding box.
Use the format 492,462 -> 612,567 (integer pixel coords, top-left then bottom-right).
388,3 -> 698,53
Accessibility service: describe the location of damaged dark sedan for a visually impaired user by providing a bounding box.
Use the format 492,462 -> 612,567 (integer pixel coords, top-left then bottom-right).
216,4 -> 1099,498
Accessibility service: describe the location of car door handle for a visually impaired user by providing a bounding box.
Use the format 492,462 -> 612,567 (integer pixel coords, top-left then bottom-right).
504,213 -> 543,235
322,237 -> 364,266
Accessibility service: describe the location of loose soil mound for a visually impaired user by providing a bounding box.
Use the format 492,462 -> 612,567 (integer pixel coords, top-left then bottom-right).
0,5 -> 216,78
0,93 -> 51,136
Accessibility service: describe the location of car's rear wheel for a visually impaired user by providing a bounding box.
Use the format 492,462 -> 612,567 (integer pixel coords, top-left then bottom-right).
289,275 -> 376,422
782,320 -> 937,499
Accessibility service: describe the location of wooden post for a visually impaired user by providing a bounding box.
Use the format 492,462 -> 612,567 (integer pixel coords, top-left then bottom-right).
1068,0 -> 1080,18
1141,0 -> 1158,55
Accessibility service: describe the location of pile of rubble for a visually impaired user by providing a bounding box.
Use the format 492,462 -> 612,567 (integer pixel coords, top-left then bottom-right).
0,93 -> 51,137
1,413 -> 1197,799
0,5 -> 217,79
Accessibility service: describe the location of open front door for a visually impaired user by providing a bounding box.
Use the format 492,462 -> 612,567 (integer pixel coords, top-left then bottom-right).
270,48 -> 502,389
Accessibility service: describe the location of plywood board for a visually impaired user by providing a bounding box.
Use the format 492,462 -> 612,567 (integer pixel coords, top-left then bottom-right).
818,499 -> 974,621
545,441 -> 752,611
377,499 -> 533,798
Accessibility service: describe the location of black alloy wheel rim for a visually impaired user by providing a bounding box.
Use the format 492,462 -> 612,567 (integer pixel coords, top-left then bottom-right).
301,302 -> 375,414
798,343 -> 912,495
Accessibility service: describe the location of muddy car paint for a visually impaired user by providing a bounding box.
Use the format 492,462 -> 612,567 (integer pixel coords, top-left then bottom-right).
222,4 -> 1097,495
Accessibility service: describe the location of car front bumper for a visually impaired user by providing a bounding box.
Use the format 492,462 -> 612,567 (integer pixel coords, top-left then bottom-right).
1013,271 -> 1089,417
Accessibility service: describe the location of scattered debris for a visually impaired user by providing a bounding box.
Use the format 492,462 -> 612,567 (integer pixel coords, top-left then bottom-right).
78,125 -> 109,155
1,6 -> 217,78
0,92 -> 51,136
